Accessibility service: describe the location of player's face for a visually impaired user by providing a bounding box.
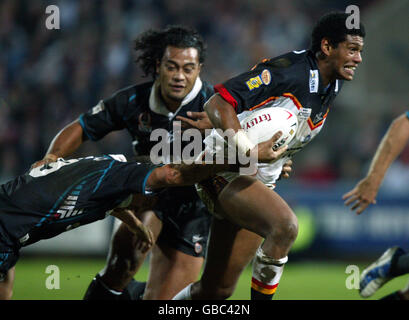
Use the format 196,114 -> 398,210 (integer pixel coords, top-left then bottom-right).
329,35 -> 364,81
157,46 -> 202,103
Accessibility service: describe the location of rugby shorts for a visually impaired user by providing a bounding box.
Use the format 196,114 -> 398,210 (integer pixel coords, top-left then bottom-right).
153,186 -> 211,257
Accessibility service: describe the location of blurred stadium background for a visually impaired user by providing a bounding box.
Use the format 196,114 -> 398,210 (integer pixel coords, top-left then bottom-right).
1,0 -> 408,300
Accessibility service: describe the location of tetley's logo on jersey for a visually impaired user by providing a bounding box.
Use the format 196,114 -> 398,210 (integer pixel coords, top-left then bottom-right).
246,69 -> 271,90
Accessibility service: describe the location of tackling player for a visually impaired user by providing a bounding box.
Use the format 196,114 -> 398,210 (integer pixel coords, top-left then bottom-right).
0,155 -> 231,299
31,26 -> 214,300
343,111 -> 409,300
173,12 -> 365,300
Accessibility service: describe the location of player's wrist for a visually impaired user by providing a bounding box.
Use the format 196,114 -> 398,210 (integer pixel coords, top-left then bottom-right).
366,172 -> 384,185
231,130 -> 256,157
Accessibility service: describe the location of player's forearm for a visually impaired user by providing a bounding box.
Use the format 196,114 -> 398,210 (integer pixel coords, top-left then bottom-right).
204,93 -> 241,131
148,163 -> 233,189
204,93 -> 256,157
168,163 -> 233,186
367,114 -> 409,183
110,208 -> 140,233
46,120 -> 85,159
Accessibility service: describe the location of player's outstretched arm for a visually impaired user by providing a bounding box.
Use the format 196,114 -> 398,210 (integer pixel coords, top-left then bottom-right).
31,120 -> 85,169
146,162 -> 233,189
343,113 -> 409,214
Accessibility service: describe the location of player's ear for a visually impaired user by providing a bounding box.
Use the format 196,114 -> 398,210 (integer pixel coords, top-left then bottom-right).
164,165 -> 182,186
320,38 -> 332,57
156,59 -> 161,75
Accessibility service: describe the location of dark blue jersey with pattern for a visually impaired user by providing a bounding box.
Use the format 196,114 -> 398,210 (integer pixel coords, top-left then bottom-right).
0,155 -> 156,247
79,81 -> 214,157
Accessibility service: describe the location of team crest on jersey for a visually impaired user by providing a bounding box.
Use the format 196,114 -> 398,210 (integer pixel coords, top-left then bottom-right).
138,112 -> 152,133
246,69 -> 271,91
261,69 -> 271,85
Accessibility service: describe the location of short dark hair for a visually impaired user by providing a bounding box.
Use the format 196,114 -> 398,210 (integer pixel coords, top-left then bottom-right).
134,25 -> 206,78
311,12 -> 365,54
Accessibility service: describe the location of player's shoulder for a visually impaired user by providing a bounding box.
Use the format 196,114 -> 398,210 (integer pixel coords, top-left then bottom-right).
254,50 -> 313,89
106,81 -> 154,104
263,49 -> 313,72
199,80 -> 215,102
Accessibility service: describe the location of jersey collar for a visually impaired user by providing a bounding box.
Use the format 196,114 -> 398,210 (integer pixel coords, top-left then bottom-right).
149,77 -> 203,119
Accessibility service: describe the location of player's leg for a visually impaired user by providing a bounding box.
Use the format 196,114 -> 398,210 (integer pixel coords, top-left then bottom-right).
188,218 -> 263,300
219,175 -> 298,259
143,197 -> 210,299
83,210 -> 162,300
143,244 -> 204,299
0,267 -> 15,300
220,175 -> 297,299
219,175 -> 296,299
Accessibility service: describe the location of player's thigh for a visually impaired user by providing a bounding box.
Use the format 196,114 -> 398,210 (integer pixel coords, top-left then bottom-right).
217,175 -> 296,238
200,218 -> 262,289
143,243 -> 204,300
0,267 -> 15,300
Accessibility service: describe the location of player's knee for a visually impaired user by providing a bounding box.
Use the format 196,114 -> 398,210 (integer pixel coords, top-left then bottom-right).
205,285 -> 235,300
269,213 -> 298,247
0,288 -> 13,300
107,255 -> 138,277
197,281 -> 235,300
214,286 -> 235,300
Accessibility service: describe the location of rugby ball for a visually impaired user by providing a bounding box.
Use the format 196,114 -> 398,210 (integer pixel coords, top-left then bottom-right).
240,107 -> 298,150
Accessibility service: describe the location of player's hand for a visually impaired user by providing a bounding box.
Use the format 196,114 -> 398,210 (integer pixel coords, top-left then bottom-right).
133,217 -> 154,253
119,209 -> 154,253
342,177 -> 379,215
250,131 -> 288,163
31,154 -> 58,169
278,159 -> 293,180
176,111 -> 213,134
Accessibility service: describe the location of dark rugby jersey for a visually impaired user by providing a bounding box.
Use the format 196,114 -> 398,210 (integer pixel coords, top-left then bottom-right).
0,155 -> 157,247
79,80 -> 214,157
215,49 -> 343,129
205,50 -> 345,186
78,79 -> 214,201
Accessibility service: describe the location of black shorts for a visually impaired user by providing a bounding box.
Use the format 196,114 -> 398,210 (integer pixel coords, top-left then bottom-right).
153,186 -> 211,258
0,227 -> 19,281
0,249 -> 19,281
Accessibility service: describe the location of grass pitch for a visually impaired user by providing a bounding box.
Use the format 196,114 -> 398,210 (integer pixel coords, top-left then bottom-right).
12,256 -> 409,300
